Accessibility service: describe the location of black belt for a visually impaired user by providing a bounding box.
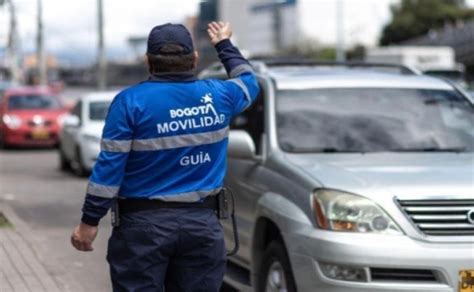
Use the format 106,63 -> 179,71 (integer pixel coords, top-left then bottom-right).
118,195 -> 218,214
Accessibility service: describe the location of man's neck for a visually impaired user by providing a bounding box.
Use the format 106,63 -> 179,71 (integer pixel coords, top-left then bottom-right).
148,70 -> 197,82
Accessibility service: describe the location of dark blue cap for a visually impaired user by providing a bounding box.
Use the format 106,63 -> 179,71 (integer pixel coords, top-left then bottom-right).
147,23 -> 194,55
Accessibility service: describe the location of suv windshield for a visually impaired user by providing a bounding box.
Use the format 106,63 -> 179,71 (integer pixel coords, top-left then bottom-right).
89,101 -> 110,121
8,95 -> 62,110
277,88 -> 474,153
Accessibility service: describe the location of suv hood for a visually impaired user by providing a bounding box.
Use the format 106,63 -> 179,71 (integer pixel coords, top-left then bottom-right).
286,153 -> 474,199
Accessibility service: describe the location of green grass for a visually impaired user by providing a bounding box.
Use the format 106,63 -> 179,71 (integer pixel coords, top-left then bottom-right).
0,212 -> 13,228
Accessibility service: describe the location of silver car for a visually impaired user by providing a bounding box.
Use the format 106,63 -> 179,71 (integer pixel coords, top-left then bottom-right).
58,91 -> 116,176
200,62 -> 474,292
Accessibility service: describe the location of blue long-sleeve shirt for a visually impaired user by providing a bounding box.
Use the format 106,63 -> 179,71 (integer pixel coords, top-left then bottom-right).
81,39 -> 260,226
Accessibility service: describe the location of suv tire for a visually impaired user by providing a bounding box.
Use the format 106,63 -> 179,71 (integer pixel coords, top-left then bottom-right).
58,145 -> 71,171
0,132 -> 7,149
259,240 -> 297,292
71,146 -> 88,177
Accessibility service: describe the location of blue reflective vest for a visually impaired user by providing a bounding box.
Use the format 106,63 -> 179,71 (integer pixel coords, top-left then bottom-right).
81,40 -> 259,226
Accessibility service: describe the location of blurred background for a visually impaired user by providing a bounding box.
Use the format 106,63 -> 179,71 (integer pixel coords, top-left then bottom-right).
0,1 -> 473,291
1,0 -> 474,92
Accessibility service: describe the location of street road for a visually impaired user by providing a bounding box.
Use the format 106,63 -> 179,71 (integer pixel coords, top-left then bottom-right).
0,148 -> 112,291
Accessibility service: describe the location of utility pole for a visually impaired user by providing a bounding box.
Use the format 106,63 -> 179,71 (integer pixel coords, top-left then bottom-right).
37,0 -> 47,85
336,0 -> 346,62
6,0 -> 20,83
97,0 -> 106,90
273,5 -> 282,52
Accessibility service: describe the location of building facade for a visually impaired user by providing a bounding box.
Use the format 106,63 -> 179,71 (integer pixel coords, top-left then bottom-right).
218,0 -> 299,56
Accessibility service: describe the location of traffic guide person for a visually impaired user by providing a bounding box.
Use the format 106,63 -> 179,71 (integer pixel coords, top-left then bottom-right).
70,21 -> 259,291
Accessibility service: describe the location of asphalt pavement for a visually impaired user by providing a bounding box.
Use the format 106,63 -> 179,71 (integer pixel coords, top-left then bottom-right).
0,148 -> 112,291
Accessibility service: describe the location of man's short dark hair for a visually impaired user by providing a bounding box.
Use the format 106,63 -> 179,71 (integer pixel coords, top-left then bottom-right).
147,44 -> 195,73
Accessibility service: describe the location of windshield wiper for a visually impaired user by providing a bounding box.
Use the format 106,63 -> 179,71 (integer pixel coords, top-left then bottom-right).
424,99 -> 470,108
389,147 -> 467,152
288,147 -> 364,153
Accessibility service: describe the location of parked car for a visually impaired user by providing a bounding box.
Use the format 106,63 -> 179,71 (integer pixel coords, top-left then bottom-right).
58,91 -> 116,176
200,61 -> 474,292
0,86 -> 68,148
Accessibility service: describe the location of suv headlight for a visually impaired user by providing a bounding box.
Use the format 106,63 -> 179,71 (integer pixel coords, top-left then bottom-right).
2,114 -> 22,129
313,189 -> 402,235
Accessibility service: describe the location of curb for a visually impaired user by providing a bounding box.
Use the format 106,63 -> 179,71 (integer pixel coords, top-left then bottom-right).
0,203 -> 83,292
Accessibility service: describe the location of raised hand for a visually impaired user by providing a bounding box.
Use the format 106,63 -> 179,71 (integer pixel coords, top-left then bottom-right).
207,21 -> 232,46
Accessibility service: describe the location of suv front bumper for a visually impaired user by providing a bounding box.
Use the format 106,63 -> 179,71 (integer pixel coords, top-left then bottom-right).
285,229 -> 474,292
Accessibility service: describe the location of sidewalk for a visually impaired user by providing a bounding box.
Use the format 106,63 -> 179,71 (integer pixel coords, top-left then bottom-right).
0,205 -> 66,292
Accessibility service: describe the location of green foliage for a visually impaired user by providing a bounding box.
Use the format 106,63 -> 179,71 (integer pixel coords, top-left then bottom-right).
318,48 -> 336,61
279,39 -> 366,61
279,38 -> 337,61
380,0 -> 474,45
0,213 -> 13,229
346,44 -> 366,61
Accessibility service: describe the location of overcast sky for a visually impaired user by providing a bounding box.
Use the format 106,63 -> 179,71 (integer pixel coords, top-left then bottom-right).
1,0 -> 473,64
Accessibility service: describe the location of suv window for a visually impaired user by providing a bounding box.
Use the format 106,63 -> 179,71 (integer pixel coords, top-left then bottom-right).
230,86 -> 265,154
89,101 -> 111,121
71,100 -> 83,124
277,87 -> 474,153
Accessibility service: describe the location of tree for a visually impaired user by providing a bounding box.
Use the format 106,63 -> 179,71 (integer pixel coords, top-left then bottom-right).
380,0 -> 474,45
346,44 -> 366,61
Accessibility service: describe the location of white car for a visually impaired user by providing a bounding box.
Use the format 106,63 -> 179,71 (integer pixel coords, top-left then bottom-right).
58,91 -> 116,176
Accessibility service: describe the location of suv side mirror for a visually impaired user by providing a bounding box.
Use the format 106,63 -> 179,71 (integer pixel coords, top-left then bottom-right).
63,115 -> 80,127
228,130 -> 257,160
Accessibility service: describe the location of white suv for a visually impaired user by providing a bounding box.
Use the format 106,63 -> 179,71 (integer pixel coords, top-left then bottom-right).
58,91 -> 116,176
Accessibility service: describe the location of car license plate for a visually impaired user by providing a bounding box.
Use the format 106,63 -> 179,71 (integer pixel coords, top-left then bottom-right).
459,270 -> 474,292
31,129 -> 49,140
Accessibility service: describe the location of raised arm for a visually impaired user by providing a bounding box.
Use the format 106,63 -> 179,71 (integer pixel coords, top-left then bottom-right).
208,21 -> 260,115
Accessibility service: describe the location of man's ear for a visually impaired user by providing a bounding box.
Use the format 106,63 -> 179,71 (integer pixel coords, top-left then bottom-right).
193,51 -> 199,69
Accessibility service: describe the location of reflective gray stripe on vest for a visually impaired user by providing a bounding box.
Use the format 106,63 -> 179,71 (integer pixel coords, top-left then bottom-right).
87,181 -> 119,198
228,78 -> 251,109
101,139 -> 132,152
132,127 -> 229,151
229,64 -> 254,78
148,188 -> 222,202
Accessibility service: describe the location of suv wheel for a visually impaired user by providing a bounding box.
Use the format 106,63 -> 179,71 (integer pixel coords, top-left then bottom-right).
58,146 -> 71,171
260,241 -> 296,292
71,146 -> 88,177
0,132 -> 7,149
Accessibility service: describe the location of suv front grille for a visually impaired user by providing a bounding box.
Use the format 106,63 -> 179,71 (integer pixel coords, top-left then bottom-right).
370,268 -> 438,282
398,199 -> 474,236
